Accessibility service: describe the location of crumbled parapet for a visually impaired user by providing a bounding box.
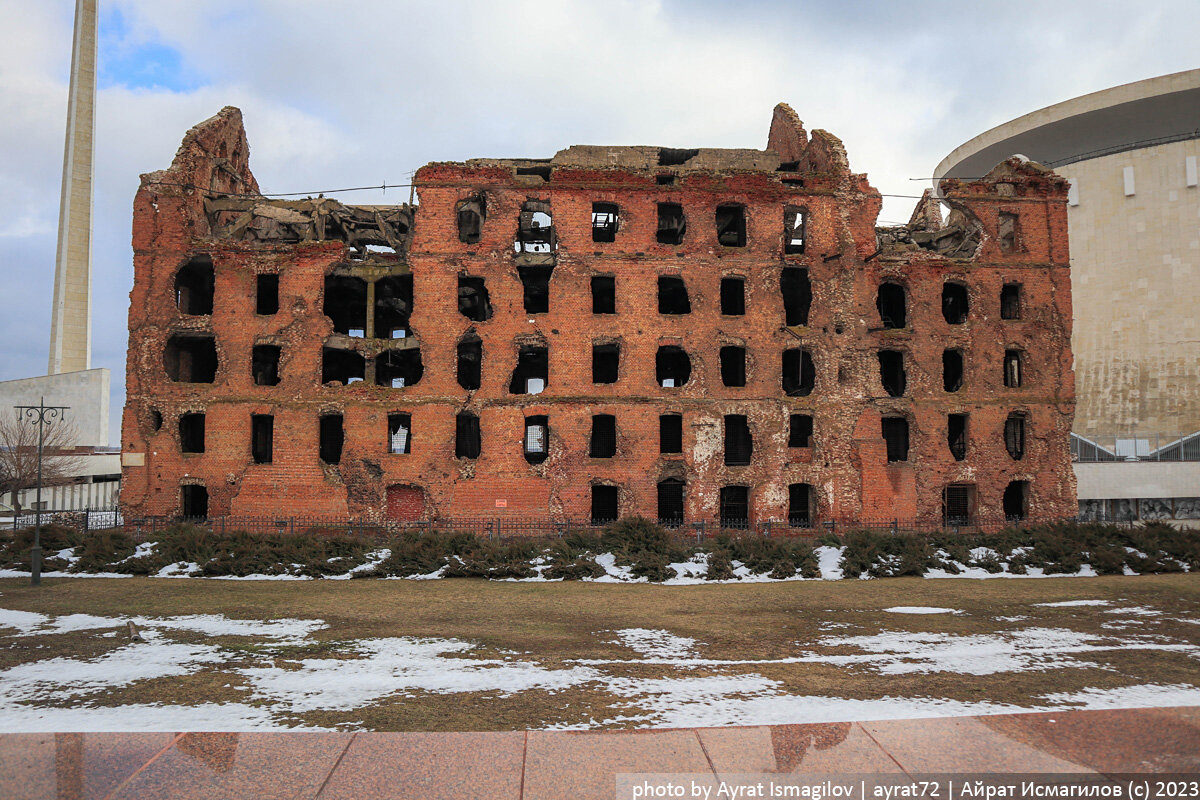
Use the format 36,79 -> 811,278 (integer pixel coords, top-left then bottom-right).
205,196 -> 414,258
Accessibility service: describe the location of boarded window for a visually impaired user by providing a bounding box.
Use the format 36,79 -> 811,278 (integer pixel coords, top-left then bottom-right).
324,275 -> 367,335
252,344 -> 280,386
658,478 -> 685,525
524,415 -> 548,464
376,348 -> 423,388
948,414 -> 968,462
256,274 -> 279,315
509,346 -> 548,395
781,268 -> 811,326
943,484 -> 974,525
516,201 -> 555,253
878,350 -> 906,397
720,346 -> 746,387
784,207 -> 806,255
720,277 -> 745,315
589,415 -> 617,459
457,196 -> 485,244
458,275 -> 493,321
593,343 -> 619,384
179,413 -> 205,454
788,483 -> 814,527
181,485 -> 208,519
719,486 -> 750,528
165,336 -> 218,383
251,414 -> 273,464
175,255 -> 214,315
1004,350 -> 1023,388
658,276 -> 691,314
998,212 -> 1019,253
660,414 -> 683,453
457,334 -> 482,390
591,485 -> 619,523
1003,480 -> 1029,520
942,282 -> 969,324
1004,412 -> 1027,460
592,276 -> 615,314
656,203 -> 686,245
782,348 -> 815,396
876,283 -> 906,329
882,417 -> 909,462
456,413 -> 481,459
1001,283 -> 1021,320
715,204 -> 746,247
724,415 -> 752,466
388,413 -> 411,455
319,415 -> 343,465
592,202 -> 618,243
789,414 -> 813,448
518,265 -> 554,314
322,348 -> 365,385
375,275 -> 412,338
656,346 -> 691,388
943,349 -> 964,393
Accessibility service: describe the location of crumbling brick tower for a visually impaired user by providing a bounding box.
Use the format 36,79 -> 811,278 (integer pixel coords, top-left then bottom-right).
119,104 -> 1076,526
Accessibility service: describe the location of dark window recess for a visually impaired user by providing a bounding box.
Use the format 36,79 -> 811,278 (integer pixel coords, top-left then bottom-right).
948,414 -> 968,462
715,204 -> 746,247
375,275 -> 412,338
319,415 -> 343,465
876,282 -> 906,329
789,414 -> 813,448
782,348 -> 815,396
323,275 -> 367,336
1003,480 -> 1029,521
591,276 -> 615,314
882,417 -> 909,462
256,274 -> 279,315
591,203 -> 618,243
943,484 -> 974,525
781,268 -> 811,326
456,196 -> 485,244
789,483 -> 814,527
878,350 -> 906,397
516,164 -> 552,181
252,345 -> 280,386
656,174 -> 676,186
720,277 -> 745,315
524,415 -> 548,464
656,346 -> 691,387
458,276 -> 493,322
942,283 -> 969,324
658,478 -> 685,525
1004,350 -> 1023,387
998,212 -> 1019,253
1001,283 -> 1022,320
164,336 -> 218,383
658,147 -> 698,166
720,346 -> 746,387
943,349 -> 964,392
175,255 -> 214,315
518,265 -> 554,314
516,201 -> 555,254
589,415 -> 617,458
179,413 -> 205,454
376,348 -> 423,388
456,413 -> 481,459
388,413 -> 411,455
724,415 -> 752,466
658,276 -> 691,314
181,485 -> 208,519
251,415 -> 273,464
656,203 -> 686,245
719,486 -> 750,528
784,207 -> 806,254
150,409 -> 163,432
660,414 -> 683,453
591,485 -> 619,524
321,347 -> 365,385
592,343 -> 619,384
1005,413 -> 1027,460
509,346 -> 548,394
457,334 -> 482,390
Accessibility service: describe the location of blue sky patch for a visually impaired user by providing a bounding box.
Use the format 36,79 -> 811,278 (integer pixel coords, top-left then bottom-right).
98,7 -> 207,92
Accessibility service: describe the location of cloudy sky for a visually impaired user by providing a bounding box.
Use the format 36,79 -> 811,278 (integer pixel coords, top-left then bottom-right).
1,0 -> 1197,444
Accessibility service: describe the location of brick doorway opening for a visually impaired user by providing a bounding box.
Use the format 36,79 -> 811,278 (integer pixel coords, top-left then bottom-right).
386,484 -> 426,522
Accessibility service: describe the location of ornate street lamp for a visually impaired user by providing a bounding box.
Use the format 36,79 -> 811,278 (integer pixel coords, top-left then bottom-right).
13,398 -> 70,587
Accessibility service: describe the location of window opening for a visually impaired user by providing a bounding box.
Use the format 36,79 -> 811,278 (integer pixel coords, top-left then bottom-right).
715,204 -> 746,247
658,478 -> 685,525
251,414 -> 273,464
1001,283 -> 1021,320
720,277 -> 745,315
456,412 -> 481,459
458,275 -> 493,321
591,485 -> 619,524
319,414 -> 343,464
524,415 -> 548,464
782,348 -> 815,396
592,343 -> 619,384
164,335 -> 218,383
388,413 -> 411,455
376,348 -> 423,388
179,413 -> 205,454
943,349 -> 963,392
878,350 -> 906,397
375,275 -> 412,337
781,268 -> 811,326
789,414 -> 813,448
457,334 -> 482,390
256,273 -> 279,315
1003,480 -> 1029,521
876,282 -> 906,329
321,347 -> 365,385
150,409 -> 163,432
724,415 -> 752,466
788,483 -> 814,527
658,275 -> 691,314
882,417 -> 909,462
516,201 -> 555,254
998,212 -> 1019,253
660,414 -> 683,453
656,346 -> 691,387
784,207 -> 806,254
591,276 -> 615,314
509,346 -> 548,394
1004,350 -> 1023,387
720,346 -> 746,387
658,148 -> 699,166
589,415 -> 617,458
181,485 -> 208,518
252,345 -> 280,386
1005,412 -> 1027,460
948,414 -> 968,461
719,485 -> 750,528
175,255 -> 214,315
518,265 -> 554,314
323,275 -> 367,336
942,282 -> 969,324
456,196 -> 485,244
656,203 -> 686,245
591,202 -> 618,243
943,484 -> 974,525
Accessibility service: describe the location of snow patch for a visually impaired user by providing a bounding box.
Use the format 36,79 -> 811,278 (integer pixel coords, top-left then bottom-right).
883,607 -> 961,615
612,629 -> 699,659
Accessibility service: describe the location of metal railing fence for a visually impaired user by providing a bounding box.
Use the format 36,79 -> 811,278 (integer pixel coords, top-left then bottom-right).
1071,431 -> 1200,462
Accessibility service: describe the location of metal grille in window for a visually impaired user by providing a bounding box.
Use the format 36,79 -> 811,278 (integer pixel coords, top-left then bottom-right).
788,483 -> 813,527
719,486 -> 750,528
944,485 -> 972,524
658,479 -> 685,525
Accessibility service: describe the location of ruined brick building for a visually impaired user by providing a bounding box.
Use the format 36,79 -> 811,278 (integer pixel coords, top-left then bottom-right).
118,104 -> 1077,526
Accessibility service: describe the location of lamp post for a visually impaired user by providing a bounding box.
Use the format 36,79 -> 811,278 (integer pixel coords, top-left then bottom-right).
13,398 -> 69,587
